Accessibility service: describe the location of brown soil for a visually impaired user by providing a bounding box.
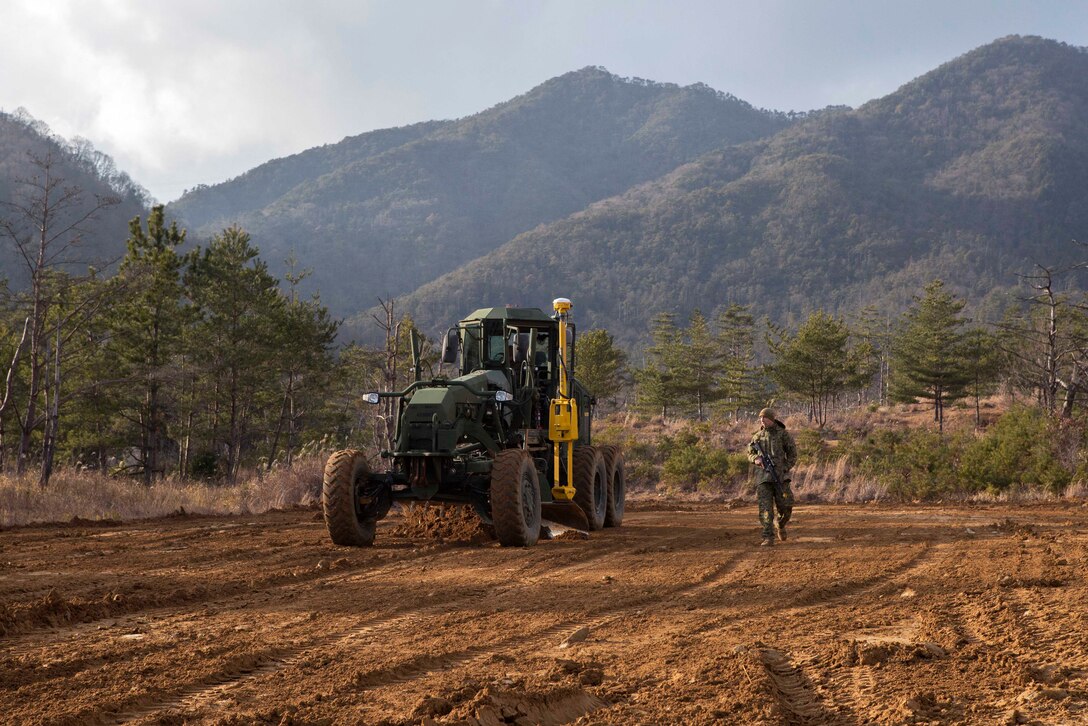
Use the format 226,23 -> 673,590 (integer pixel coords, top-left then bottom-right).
2,501 -> 1088,724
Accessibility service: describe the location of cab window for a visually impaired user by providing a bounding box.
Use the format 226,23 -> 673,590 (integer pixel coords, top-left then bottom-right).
461,325 -> 482,373
486,334 -> 506,365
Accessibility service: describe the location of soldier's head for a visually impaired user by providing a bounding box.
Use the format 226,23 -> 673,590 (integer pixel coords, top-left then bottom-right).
759,407 -> 777,429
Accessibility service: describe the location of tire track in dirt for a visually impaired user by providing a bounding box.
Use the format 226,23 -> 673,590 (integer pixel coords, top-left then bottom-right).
101,527 -> 717,723
943,587 -> 1078,723
759,647 -> 843,725
1,521 -> 578,649
763,543 -> 950,724
13,513 -> 883,724
0,540 -> 463,645
1,510 -> 714,647
663,542 -> 950,726
109,612 -> 409,724
799,542 -> 960,712
299,550 -> 764,717
333,548 -> 762,695
104,601 -> 556,721
805,616 -> 930,726
676,547 -> 762,600
4,522 -> 648,674
687,542 -> 941,642
847,665 -> 878,721
12,504 -> 1088,725
1003,586 -> 1088,675
129,538 -> 748,723
786,542 -> 936,610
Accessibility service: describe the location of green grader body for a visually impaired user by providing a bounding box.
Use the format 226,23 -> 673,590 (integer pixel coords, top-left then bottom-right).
322,302 -> 625,547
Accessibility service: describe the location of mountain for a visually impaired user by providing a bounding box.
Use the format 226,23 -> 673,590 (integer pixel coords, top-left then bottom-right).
379,36 -> 1088,346
166,68 -> 792,314
0,110 -> 148,287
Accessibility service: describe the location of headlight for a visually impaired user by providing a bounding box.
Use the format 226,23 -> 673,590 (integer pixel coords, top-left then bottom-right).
364,392 -> 380,404
494,390 -> 513,403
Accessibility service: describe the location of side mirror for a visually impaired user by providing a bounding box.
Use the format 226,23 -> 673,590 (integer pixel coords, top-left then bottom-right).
513,333 -> 530,365
440,328 -> 459,365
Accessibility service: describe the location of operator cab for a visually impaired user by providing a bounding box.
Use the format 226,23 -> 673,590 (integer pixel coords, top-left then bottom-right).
443,306 -> 566,434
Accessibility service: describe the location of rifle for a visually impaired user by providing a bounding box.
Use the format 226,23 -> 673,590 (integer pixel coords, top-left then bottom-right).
753,439 -> 784,496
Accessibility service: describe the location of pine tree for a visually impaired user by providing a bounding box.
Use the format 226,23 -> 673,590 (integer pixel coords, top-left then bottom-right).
962,327 -> 1005,427
575,329 -> 628,408
853,305 -> 893,405
262,272 -> 338,470
890,280 -> 973,432
676,310 -> 720,419
183,226 -> 284,482
634,312 -> 685,417
716,304 -> 764,418
106,205 -> 187,484
767,311 -> 868,427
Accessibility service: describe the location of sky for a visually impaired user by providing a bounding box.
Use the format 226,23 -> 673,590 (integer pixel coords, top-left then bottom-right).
1,0 -> 1086,204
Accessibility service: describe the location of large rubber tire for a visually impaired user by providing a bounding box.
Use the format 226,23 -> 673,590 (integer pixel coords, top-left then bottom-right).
600,445 -> 626,528
491,450 -> 542,547
323,449 -> 377,547
573,446 -> 608,531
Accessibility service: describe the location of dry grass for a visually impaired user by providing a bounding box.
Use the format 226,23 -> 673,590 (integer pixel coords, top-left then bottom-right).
1064,481 -> 1088,499
790,456 -> 890,503
0,455 -> 326,528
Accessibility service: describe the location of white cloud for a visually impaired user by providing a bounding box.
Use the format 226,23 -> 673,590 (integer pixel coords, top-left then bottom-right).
0,0 -> 1086,202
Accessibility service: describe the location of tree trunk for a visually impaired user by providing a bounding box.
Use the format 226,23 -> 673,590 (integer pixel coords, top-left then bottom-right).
1061,365 -> 1079,418
39,321 -> 62,487
17,285 -> 46,475
267,374 -> 294,471
0,317 -> 31,473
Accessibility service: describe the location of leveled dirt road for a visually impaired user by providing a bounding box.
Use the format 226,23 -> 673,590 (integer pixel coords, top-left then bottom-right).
2,501 -> 1088,725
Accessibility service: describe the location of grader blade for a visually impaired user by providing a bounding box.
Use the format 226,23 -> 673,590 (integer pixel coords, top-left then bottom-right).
541,501 -> 591,531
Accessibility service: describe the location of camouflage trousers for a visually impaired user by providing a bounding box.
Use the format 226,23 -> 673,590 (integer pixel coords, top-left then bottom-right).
757,479 -> 793,539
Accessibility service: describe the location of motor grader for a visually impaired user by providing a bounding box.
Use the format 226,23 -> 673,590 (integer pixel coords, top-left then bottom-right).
322,298 -> 625,547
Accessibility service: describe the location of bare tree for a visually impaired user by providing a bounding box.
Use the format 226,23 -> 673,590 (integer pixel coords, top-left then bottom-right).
0,153 -> 119,479
0,317 -> 30,471
372,298 -> 400,450
998,263 -> 1088,417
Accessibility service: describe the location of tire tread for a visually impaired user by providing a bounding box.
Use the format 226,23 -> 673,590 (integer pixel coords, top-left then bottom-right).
323,449 -> 376,546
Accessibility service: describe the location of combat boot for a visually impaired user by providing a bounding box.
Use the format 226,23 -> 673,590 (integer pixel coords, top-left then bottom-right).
759,537 -> 774,547
777,522 -> 787,541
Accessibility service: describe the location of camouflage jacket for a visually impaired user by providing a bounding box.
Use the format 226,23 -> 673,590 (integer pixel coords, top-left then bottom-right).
747,422 -> 798,484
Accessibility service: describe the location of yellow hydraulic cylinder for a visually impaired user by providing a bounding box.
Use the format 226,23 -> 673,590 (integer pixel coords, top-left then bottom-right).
549,297 -> 578,501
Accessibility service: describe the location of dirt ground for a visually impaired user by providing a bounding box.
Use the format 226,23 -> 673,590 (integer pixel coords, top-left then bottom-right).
2,501 -> 1088,726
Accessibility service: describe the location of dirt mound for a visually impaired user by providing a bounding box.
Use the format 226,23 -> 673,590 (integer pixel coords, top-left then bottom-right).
63,515 -> 122,528
440,684 -> 607,725
390,504 -> 496,545
549,528 -> 590,541
990,518 -> 1041,537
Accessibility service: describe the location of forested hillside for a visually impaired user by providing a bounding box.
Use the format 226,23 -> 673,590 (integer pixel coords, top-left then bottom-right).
0,109 -> 148,286
380,36 -> 1088,346
166,68 -> 792,314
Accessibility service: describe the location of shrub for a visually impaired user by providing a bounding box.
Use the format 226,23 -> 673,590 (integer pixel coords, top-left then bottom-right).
794,428 -> 830,464
959,405 -> 1071,494
843,428 -> 962,498
660,432 -> 749,495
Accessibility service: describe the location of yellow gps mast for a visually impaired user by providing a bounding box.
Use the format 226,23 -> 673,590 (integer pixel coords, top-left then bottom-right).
549,297 -> 579,502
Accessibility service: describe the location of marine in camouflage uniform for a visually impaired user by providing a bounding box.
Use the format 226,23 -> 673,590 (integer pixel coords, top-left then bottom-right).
746,407 -> 797,546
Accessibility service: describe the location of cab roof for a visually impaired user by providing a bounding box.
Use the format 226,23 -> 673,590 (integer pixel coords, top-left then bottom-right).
460,307 -> 555,324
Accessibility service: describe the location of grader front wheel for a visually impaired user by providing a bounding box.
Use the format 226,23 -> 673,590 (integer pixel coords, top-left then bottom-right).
491,450 -> 542,547
323,449 -> 377,546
